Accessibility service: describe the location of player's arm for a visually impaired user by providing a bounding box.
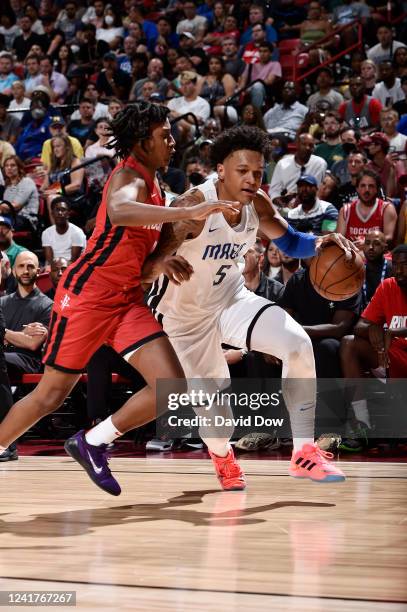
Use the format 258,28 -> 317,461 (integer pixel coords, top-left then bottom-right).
303,310 -> 356,339
142,188 -> 205,285
108,170 -> 238,227
253,190 -> 356,259
4,328 -> 47,351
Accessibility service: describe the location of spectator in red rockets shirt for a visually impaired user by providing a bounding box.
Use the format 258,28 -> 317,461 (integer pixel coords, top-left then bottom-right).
338,76 -> 382,133
337,169 -> 397,248
341,244 -> 407,379
241,23 -> 268,65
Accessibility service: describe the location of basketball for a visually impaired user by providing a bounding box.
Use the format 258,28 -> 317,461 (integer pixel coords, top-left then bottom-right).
309,243 -> 365,301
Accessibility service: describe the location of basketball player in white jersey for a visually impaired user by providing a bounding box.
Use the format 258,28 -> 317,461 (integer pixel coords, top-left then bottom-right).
143,126 -> 357,490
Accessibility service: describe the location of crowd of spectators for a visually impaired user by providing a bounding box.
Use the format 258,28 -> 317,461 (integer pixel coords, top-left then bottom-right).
0,0 -> 406,458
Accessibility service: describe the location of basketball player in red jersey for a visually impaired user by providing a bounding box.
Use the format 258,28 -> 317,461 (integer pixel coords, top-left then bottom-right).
337,169 -> 397,247
0,102 -> 238,495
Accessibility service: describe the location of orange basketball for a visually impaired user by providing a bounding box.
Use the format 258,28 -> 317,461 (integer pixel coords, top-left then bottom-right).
309,244 -> 365,301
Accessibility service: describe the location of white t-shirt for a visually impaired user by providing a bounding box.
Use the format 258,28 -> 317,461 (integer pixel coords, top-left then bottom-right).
8,97 -> 31,122
41,222 -> 86,261
389,132 -> 407,154
70,102 -> 109,121
96,27 -> 124,44
167,95 -> 211,123
372,78 -> 405,107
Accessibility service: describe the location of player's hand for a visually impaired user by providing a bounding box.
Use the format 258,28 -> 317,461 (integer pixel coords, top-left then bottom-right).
22,322 -> 48,337
315,233 -> 359,260
187,200 -> 240,221
161,255 -> 194,285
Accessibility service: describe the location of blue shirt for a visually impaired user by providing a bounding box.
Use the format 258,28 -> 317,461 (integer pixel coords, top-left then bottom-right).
240,24 -> 278,46
15,116 -> 52,161
398,115 -> 407,136
0,72 -> 19,93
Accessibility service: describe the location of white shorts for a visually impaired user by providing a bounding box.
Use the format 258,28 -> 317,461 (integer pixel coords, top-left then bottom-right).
162,287 -> 277,387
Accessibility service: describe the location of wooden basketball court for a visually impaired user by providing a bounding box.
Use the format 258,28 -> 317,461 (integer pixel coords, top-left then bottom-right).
1,456 -> 406,611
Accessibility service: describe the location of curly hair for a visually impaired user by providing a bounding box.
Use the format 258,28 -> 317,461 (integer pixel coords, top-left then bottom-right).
108,101 -> 170,159
210,125 -> 272,166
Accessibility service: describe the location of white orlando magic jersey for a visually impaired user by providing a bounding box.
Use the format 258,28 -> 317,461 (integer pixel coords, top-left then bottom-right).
148,178 -> 259,320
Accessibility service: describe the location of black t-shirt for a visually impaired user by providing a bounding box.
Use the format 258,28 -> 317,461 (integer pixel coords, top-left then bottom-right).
96,68 -> 132,99
363,258 -> 393,307
39,28 -> 65,60
336,182 -> 358,211
13,32 -> 44,61
279,267 -> 361,326
68,119 -> 96,145
0,287 -> 53,360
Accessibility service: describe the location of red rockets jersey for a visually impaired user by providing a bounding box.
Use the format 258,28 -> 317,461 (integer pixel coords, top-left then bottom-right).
61,156 -> 164,295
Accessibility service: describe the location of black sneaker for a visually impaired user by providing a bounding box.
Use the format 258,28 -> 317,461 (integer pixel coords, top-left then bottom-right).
0,445 -> 18,462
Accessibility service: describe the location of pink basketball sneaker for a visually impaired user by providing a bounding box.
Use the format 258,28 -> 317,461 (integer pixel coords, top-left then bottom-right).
209,447 -> 246,491
289,443 -> 345,483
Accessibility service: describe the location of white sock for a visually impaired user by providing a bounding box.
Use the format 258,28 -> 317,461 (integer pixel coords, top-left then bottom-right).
203,438 -> 230,458
293,438 -> 314,453
85,416 -> 123,446
351,399 -> 371,429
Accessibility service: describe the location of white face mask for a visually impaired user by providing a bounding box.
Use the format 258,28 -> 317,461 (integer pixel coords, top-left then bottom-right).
105,15 -> 114,26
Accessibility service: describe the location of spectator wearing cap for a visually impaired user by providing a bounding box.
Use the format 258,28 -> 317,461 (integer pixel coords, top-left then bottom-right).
23,54 -> 43,97
41,116 -> 83,170
0,53 -> 19,96
361,131 -> 404,199
0,95 -> 20,147
240,3 -> 278,46
1,156 -> 39,231
176,1 -> 208,45
39,56 -> 68,103
167,71 -> 211,142
7,81 -> 31,123
0,215 -> 27,268
238,42 -> 281,109
130,58 -> 169,102
306,68 -> 344,112
12,15 -> 44,62
96,52 -> 131,101
372,60 -> 405,108
39,15 -> 64,61
263,82 -> 309,141
15,92 -> 52,161
269,133 -> 327,201
338,76 -> 382,132
178,31 -> 208,76
314,111 -> 345,170
287,174 -> 338,235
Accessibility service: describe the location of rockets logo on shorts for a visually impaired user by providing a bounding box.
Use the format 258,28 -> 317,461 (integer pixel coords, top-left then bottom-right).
60,294 -> 71,310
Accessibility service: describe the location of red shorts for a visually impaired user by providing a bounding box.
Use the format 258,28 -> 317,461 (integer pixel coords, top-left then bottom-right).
43,279 -> 165,373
